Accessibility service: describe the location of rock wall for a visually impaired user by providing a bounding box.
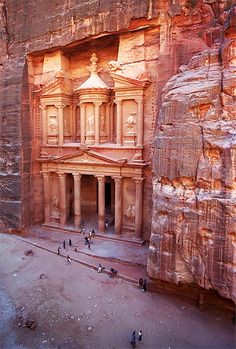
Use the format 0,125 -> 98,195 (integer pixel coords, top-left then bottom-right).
148,4 -> 236,302
0,0 -> 235,301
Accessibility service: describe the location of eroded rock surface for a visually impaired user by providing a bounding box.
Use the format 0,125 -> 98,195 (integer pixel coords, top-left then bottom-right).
148,5 -> 236,302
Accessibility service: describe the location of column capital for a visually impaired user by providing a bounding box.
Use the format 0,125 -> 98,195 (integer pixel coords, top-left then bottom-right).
42,171 -> 50,178
78,102 -> 85,107
94,101 -> 103,107
72,173 -> 82,180
58,172 -> 66,179
56,104 -> 66,110
133,177 -> 144,185
114,99 -> 122,105
39,105 -> 47,110
112,176 -> 122,184
135,98 -> 144,104
96,175 -> 105,183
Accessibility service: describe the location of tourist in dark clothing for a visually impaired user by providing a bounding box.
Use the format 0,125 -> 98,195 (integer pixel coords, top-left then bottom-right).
69,238 -> 72,246
85,236 -> 89,245
57,247 -> 61,255
142,279 -> 147,292
130,331 -> 136,348
138,278 -> 143,289
88,240 -> 91,250
63,240 -> 66,249
138,330 -> 143,342
110,268 -> 117,277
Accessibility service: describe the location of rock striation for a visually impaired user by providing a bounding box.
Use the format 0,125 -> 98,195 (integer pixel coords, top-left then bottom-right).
148,4 -> 236,302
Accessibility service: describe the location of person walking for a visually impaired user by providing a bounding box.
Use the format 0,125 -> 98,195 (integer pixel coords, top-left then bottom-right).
138,278 -> 143,289
130,331 -> 136,348
138,330 -> 143,343
66,255 -> 71,264
57,247 -> 61,255
69,238 -> 72,246
88,240 -> 91,250
85,236 -> 89,245
142,279 -> 147,292
63,240 -> 66,249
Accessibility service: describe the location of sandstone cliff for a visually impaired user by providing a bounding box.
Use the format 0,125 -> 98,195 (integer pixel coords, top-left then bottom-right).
148,4 -> 236,302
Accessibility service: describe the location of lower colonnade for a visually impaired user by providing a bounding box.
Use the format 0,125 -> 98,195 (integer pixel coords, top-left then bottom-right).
42,171 -> 144,239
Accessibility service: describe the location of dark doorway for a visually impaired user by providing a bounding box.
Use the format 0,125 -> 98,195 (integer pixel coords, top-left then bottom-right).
105,182 -> 111,213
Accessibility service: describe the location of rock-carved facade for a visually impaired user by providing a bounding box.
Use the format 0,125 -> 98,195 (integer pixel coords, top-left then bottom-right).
38,52 -> 150,237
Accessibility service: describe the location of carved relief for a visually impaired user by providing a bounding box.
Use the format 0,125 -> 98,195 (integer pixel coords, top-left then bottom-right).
126,112 -> 136,132
87,113 -> 95,134
126,204 -> 135,220
48,116 -> 58,135
63,106 -> 71,135
100,111 -> 106,133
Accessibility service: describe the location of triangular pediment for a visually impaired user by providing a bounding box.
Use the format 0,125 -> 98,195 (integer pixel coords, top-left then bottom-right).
41,78 -> 73,97
110,72 -> 150,89
54,150 -> 125,166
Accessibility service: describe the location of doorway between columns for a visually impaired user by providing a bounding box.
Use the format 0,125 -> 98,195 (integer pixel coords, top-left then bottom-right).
67,174 -> 115,233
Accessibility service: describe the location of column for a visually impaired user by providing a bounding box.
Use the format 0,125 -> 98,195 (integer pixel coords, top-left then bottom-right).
113,176 -> 122,235
136,98 -> 144,147
71,105 -> 76,141
73,173 -> 81,228
134,178 -> 144,238
57,105 -> 64,145
96,175 -> 105,233
109,102 -> 114,143
115,99 -> 122,146
42,172 -> 50,223
80,103 -> 86,144
58,172 -> 66,225
40,106 -> 47,146
94,102 -> 101,145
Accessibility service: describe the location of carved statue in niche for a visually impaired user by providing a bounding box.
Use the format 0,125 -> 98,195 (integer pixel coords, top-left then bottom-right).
126,204 -> 135,220
51,195 -> 60,219
100,111 -> 106,132
126,112 -> 136,132
63,114 -> 70,134
48,116 -> 58,135
87,113 -> 95,134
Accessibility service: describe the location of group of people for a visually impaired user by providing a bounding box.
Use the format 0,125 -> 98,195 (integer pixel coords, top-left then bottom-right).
84,229 -> 96,250
131,330 -> 142,348
57,238 -> 73,264
97,263 -> 118,277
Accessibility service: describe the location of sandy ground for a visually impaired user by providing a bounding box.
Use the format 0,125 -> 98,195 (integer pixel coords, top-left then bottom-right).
0,233 -> 235,349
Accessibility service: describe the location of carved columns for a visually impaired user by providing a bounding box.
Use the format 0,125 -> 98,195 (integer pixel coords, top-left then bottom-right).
57,105 -> 65,145
115,99 -> 122,146
80,103 -> 86,144
71,105 -> 76,141
40,106 -> 47,146
42,172 -> 51,223
58,172 -> 67,225
94,102 -> 101,145
73,173 -> 81,228
109,102 -> 114,143
134,178 -> 143,238
96,175 -> 105,233
136,98 -> 144,147
113,176 -> 122,235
